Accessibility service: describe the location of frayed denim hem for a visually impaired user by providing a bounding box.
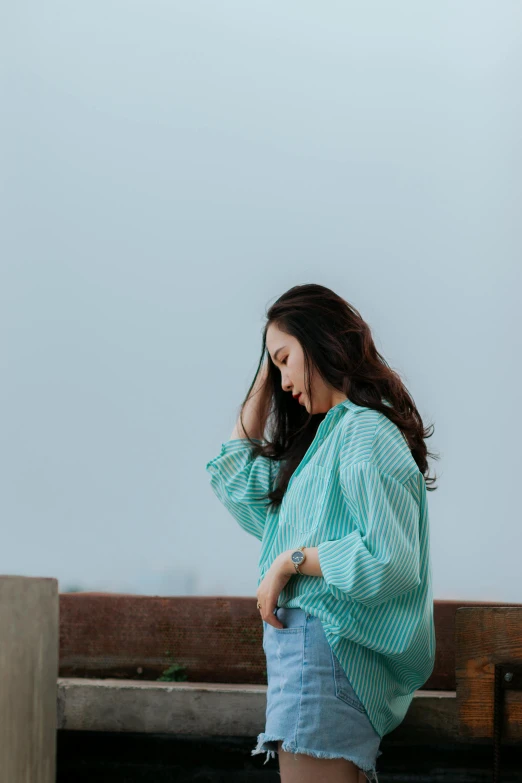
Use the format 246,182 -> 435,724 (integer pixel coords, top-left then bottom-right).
251,732 -> 381,782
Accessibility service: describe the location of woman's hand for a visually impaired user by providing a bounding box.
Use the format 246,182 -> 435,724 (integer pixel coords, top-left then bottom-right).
256,551 -> 294,628
249,357 -> 270,407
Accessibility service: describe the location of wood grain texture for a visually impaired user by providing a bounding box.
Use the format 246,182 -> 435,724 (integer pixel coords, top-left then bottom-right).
59,594 -> 522,692
455,606 -> 522,740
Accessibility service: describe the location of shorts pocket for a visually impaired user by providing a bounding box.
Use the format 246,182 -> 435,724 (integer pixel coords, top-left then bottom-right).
330,649 -> 366,713
263,622 -> 305,693
262,618 -> 304,651
280,463 -> 332,534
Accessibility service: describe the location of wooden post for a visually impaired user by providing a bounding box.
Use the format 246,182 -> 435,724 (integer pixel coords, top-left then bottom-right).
455,606 -> 522,782
0,575 -> 59,783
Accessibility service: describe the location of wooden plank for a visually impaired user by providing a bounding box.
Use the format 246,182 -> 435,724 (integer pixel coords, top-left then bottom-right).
59,594 -> 522,689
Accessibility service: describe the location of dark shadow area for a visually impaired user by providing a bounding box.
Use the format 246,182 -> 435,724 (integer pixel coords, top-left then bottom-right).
57,731 -> 522,782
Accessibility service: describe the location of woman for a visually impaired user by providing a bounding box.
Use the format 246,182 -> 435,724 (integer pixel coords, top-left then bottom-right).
206,284 -> 438,783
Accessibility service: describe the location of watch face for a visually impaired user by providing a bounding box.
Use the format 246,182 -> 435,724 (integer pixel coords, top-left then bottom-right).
291,551 -> 305,564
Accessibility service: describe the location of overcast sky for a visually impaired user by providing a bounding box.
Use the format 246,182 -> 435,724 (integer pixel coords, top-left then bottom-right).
2,1 -> 520,601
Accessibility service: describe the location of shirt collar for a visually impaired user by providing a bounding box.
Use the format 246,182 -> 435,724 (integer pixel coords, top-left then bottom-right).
326,398 -> 358,417
327,397 -> 390,416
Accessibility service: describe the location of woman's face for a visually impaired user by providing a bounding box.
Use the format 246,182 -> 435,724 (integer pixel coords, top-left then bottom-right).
266,323 -> 346,415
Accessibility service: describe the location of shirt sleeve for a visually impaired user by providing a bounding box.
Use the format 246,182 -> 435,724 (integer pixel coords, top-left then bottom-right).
205,438 -> 277,542
317,461 -> 421,608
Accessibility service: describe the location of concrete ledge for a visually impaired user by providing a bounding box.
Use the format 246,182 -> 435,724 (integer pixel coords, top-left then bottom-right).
58,677 -> 463,744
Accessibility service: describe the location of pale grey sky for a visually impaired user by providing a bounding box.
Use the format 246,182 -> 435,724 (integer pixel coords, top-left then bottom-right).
1,1 -> 520,600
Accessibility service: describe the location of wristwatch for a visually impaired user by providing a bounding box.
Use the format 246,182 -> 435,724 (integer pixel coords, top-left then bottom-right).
290,546 -> 307,575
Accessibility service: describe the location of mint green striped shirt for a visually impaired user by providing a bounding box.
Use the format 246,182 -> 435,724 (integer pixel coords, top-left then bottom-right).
205,398 -> 436,738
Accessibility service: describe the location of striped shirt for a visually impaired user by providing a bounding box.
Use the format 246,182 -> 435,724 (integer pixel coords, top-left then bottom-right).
205,397 -> 436,738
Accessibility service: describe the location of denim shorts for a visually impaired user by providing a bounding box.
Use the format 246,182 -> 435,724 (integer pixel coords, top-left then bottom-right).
251,606 -> 383,782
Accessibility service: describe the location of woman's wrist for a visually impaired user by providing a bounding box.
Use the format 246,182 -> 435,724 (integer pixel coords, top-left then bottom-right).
277,547 -> 323,578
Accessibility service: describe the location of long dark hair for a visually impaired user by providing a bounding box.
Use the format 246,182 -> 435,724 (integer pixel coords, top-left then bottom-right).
238,284 -> 439,509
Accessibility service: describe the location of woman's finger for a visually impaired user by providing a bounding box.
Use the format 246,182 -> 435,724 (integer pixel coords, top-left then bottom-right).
262,604 -> 284,629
